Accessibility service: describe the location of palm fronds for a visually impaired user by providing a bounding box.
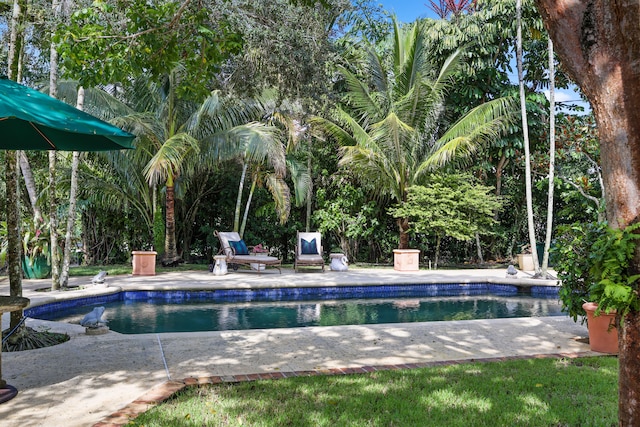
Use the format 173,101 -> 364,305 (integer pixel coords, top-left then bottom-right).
265,174 -> 291,224
422,96 -> 517,171
144,133 -> 200,186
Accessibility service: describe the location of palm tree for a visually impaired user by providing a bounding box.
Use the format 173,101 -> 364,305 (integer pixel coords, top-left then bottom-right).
237,108 -> 313,238
211,97 -> 311,239
541,36 -> 556,278
110,68 -> 283,261
516,0 -> 539,274
57,73 -> 284,262
314,17 -> 515,249
223,121 -> 287,237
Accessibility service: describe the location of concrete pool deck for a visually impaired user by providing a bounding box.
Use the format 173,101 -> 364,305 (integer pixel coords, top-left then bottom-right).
0,267 -> 596,427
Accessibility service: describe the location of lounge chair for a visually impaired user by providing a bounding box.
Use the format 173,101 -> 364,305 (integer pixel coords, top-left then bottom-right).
294,231 -> 325,272
214,231 -> 281,274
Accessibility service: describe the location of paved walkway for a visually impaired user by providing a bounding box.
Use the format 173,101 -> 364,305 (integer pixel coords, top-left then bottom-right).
0,268 -> 595,427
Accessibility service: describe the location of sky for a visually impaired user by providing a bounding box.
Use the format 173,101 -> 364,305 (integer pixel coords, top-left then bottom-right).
377,0 -> 437,22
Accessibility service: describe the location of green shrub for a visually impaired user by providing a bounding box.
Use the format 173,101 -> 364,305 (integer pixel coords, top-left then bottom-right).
554,221 -> 640,322
589,222 -> 640,318
552,222 -> 605,322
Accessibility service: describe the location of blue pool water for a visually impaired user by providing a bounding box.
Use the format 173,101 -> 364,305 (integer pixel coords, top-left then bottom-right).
28,284 -> 563,334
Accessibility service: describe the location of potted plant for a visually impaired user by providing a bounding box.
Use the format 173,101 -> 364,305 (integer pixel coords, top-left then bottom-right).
554,222 -> 640,354
553,223 -> 600,323
387,177 -> 502,270
587,222 -> 640,353
21,217 -> 52,279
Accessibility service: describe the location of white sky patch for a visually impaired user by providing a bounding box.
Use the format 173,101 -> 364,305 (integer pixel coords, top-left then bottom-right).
544,86 -> 591,115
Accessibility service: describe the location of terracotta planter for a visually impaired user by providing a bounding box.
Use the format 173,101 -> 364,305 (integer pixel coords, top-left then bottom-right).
393,249 -> 420,271
582,302 -> 618,354
132,251 -> 157,276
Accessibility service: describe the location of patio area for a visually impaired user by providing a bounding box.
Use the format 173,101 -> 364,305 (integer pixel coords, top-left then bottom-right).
0,268 -> 593,427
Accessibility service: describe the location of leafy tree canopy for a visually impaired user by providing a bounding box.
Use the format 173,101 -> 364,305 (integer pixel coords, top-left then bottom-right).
388,173 -> 502,241
221,0 -> 349,106
55,0 -> 243,97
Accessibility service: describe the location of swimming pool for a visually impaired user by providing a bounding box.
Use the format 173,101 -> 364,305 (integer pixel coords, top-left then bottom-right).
28,283 -> 563,334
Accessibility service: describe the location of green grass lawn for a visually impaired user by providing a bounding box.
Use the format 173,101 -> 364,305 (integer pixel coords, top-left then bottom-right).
65,262 -> 494,278
128,356 -> 618,427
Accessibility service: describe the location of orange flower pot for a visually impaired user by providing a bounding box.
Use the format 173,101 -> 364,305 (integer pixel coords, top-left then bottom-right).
582,302 -> 618,354
132,251 -> 157,276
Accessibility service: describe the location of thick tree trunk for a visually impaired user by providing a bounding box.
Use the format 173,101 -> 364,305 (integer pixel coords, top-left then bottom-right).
6,0 -> 26,331
620,313 -> 640,425
397,217 -> 410,249
535,1 -> 640,425
6,152 -> 22,330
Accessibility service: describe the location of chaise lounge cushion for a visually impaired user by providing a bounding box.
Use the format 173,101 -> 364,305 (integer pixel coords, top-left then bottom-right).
301,238 -> 318,255
295,231 -> 325,272
297,254 -> 324,263
229,240 -> 249,255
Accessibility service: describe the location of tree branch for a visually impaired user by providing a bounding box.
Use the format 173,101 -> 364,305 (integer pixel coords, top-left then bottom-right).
558,174 -> 601,208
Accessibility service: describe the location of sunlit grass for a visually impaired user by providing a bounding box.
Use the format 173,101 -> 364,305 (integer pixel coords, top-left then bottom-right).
128,356 -> 618,427
67,263 -> 211,277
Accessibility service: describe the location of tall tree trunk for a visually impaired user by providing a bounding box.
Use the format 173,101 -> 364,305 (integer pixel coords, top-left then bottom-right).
164,179 -> 178,261
239,174 -> 257,239
152,185 -> 165,257
517,0 -> 540,274
475,232 -> 484,263
60,88 -> 83,287
6,0 -> 26,331
49,151 -> 60,290
48,0 -> 62,290
19,152 -> 42,222
535,1 -> 640,424
234,162 -> 248,232
495,153 -> 507,198
49,0 -> 60,93
81,210 -> 94,265
7,0 -> 25,83
60,151 -> 79,286
6,153 -> 22,330
541,37 -> 556,278
397,217 -> 410,249
306,137 -> 313,232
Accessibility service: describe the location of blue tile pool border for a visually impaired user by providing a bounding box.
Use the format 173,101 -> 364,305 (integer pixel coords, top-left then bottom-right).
25,283 -> 559,318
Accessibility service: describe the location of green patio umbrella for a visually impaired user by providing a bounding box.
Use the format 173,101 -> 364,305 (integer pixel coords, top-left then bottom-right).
0,77 -> 134,404
0,77 -> 135,150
